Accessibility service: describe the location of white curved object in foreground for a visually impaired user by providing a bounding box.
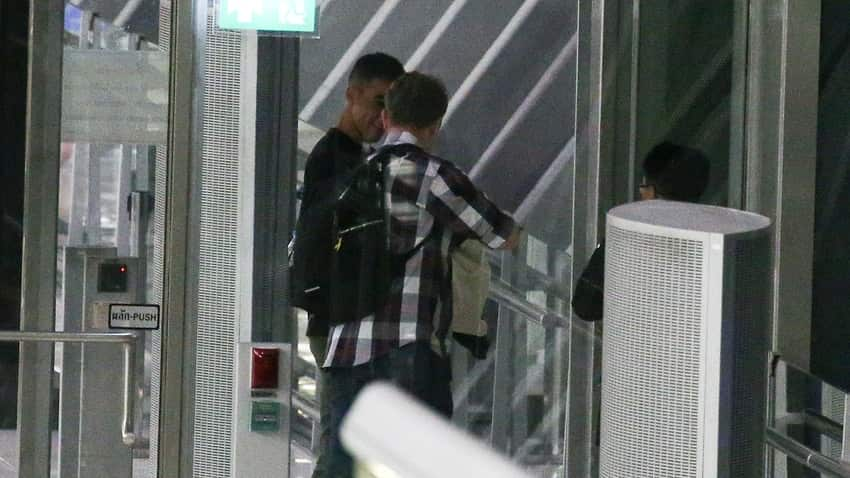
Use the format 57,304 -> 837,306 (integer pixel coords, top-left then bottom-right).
341,382 -> 532,478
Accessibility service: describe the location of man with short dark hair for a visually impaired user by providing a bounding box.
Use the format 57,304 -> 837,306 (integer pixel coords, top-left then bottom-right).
294,53 -> 405,357
571,141 -> 711,322
290,52 -> 404,478
319,72 -> 522,477
638,141 -> 711,203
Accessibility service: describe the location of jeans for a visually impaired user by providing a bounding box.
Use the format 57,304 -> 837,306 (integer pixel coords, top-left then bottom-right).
312,342 -> 452,478
309,336 -> 331,478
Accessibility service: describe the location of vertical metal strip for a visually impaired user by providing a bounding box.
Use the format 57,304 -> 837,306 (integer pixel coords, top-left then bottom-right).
746,3 -> 821,475
157,0 -> 202,475
567,0 -> 631,475
564,0 -> 640,477
236,31 -> 257,344
744,0 -> 820,371
728,0 -> 750,209
251,37 -> 300,343
625,0 -> 640,198
18,0 -> 64,476
116,146 -> 133,256
842,395 -> 850,463
490,252 -> 515,453
86,144 -> 102,244
565,0 -> 595,474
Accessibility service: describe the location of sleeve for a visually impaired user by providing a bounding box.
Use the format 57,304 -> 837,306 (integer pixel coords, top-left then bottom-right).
425,161 -> 517,249
571,243 -> 605,322
300,145 -> 333,212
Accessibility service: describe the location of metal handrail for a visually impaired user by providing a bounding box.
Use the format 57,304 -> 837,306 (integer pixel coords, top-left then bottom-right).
0,330 -> 140,446
292,391 -> 320,423
485,249 -> 572,301
488,278 -> 568,328
804,409 -> 845,443
766,426 -> 850,478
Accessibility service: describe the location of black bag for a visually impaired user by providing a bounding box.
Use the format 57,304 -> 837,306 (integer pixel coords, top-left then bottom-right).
289,188 -> 337,315
571,242 -> 605,322
329,143 -> 433,325
290,143 -> 426,324
327,150 -> 390,324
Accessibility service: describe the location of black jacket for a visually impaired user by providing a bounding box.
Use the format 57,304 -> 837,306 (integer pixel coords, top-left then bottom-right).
290,129 -> 364,337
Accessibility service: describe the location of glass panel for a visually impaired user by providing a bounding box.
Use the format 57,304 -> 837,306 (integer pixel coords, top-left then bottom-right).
293,2 -> 577,476
635,0 -> 734,205
812,0 -> 850,395
50,5 -> 169,477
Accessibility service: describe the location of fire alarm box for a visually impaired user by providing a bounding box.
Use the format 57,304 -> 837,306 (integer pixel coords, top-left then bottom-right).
251,347 -> 280,389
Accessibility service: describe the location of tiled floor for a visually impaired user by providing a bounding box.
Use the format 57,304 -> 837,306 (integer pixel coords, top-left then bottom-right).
0,429 -> 58,478
1,429 -> 315,477
290,442 -> 317,478
0,430 -> 153,478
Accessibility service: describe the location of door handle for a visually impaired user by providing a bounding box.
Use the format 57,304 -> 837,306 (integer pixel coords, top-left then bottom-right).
0,330 -> 141,446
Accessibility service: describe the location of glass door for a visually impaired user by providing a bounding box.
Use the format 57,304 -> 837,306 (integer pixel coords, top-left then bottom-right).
1,1 -> 175,476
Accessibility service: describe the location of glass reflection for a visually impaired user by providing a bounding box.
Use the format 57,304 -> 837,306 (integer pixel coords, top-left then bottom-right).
636,0 -> 734,205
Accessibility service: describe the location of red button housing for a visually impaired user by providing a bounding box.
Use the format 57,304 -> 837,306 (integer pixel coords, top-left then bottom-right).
251,347 -> 280,389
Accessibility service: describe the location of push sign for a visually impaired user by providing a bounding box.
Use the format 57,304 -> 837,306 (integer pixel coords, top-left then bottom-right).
109,304 -> 160,330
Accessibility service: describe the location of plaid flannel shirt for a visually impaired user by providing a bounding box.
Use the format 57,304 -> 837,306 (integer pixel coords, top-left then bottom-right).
323,131 -> 516,368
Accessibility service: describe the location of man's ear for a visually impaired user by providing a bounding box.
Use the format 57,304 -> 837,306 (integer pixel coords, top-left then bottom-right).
427,117 -> 443,138
345,84 -> 358,104
381,109 -> 390,129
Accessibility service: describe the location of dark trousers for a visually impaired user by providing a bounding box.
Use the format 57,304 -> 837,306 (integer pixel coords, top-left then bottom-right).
312,342 -> 452,478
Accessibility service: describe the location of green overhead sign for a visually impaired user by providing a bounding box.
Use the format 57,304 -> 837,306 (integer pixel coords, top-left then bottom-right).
218,0 -> 318,33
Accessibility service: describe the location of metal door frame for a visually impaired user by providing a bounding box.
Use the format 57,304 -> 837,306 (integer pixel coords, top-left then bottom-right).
154,0 -> 204,475
744,1 -> 821,476
18,1 -> 63,475
19,0 -> 203,476
744,0 -> 820,373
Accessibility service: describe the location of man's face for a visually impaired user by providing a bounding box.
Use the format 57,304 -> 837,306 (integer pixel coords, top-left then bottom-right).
347,79 -> 393,143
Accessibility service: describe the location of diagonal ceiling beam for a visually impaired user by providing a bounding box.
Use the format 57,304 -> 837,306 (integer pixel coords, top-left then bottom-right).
442,0 -> 541,125
300,0 -> 402,121
405,0 -> 468,71
470,33 -> 577,180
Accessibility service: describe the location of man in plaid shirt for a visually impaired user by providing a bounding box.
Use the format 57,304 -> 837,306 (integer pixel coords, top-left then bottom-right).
320,72 -> 522,477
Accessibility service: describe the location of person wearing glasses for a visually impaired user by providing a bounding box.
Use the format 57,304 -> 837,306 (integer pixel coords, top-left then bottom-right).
572,141 -> 711,322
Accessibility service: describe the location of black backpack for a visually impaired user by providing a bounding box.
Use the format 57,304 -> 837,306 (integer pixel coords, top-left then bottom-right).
289,143 -> 427,324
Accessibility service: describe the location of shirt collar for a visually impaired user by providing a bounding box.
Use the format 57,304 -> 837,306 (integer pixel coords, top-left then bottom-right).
382,129 -> 420,147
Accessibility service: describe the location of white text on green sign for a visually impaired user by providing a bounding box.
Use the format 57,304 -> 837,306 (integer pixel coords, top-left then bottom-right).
218,0 -> 317,33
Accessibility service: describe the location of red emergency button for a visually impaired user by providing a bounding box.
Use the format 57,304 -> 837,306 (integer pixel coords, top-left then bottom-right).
251,347 -> 280,389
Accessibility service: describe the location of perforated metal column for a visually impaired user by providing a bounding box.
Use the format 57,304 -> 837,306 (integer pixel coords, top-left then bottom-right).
600,227 -> 705,477
823,387 -> 846,459
191,3 -> 245,477
726,236 -> 770,477
152,2 -> 253,476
